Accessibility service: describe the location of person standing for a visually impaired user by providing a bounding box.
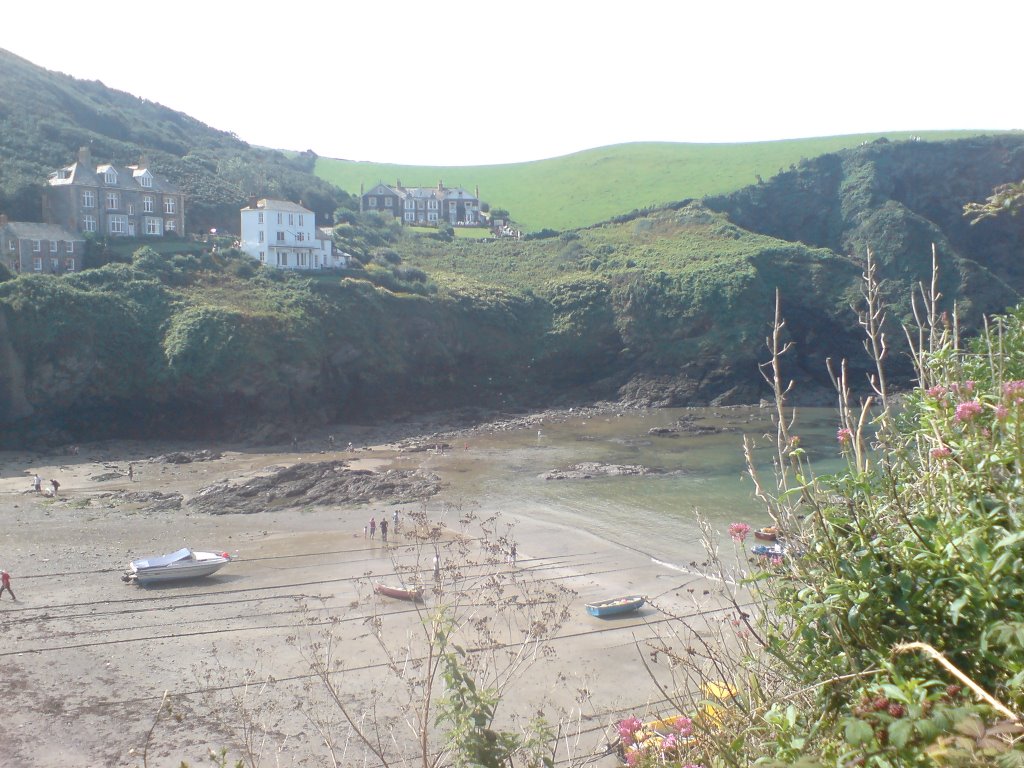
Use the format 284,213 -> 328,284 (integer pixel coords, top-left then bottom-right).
32,474 -> 41,492
128,463 -> 134,482
433,553 -> 441,581
380,519 -> 388,542
392,509 -> 399,532
508,543 -> 517,566
0,569 -> 15,601
50,478 -> 60,496
369,517 -> 376,539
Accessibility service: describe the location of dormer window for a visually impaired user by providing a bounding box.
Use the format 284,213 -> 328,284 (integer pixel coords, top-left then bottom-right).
139,174 -> 152,188
104,169 -> 117,184
57,169 -> 70,180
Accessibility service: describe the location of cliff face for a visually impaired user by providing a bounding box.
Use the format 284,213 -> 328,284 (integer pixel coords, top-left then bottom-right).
2,136 -> 1024,446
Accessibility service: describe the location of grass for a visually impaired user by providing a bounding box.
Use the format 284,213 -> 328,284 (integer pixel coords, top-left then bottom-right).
315,132 -> 1007,233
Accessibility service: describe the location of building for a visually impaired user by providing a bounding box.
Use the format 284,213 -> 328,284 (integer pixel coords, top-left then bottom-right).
360,180 -> 480,226
43,147 -> 186,237
238,198 -> 345,270
0,215 -> 85,274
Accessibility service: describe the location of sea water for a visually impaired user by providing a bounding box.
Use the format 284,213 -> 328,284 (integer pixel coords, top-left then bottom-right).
417,406 -> 846,568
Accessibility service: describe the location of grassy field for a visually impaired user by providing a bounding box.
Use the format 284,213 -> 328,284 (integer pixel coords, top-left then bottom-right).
315,131 -> 1005,233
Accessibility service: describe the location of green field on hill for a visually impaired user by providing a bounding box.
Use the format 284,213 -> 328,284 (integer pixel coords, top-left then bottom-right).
314,132 -> 999,232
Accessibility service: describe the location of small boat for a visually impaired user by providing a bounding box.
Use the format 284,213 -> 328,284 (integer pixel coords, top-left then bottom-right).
123,547 -> 232,584
750,543 -> 786,558
754,526 -> 779,542
585,594 -> 645,617
374,583 -> 424,601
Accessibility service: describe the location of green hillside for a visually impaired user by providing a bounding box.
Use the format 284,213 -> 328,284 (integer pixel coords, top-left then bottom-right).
314,132 -> 1003,232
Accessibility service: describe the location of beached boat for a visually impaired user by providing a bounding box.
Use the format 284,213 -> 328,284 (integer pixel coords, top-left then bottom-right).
750,543 -> 786,558
754,526 -> 779,542
123,547 -> 232,584
585,594 -> 645,617
374,583 -> 424,601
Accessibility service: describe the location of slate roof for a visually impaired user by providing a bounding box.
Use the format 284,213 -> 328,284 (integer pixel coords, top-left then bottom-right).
244,199 -> 313,214
48,161 -> 181,194
2,222 -> 84,241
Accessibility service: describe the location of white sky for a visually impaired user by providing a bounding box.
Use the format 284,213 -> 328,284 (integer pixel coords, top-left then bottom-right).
3,1 -> 1022,166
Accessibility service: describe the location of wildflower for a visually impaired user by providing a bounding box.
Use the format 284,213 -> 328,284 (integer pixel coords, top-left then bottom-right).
770,555 -> 784,566
624,749 -> 641,767
789,435 -> 801,447
926,385 -> 948,399
661,733 -> 678,754
931,445 -> 952,459
836,427 -> 853,445
954,400 -> 982,422
681,764 -> 704,768
672,715 -> 694,737
953,380 -> 976,395
996,404 -> 1009,421
618,716 -> 643,744
887,702 -> 906,718
728,522 -> 751,542
1004,380 -> 1024,405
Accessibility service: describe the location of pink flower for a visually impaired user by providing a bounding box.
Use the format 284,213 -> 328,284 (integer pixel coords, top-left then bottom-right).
931,445 -> 952,459
661,733 -> 678,753
1004,381 -> 1024,405
618,716 -> 642,744
728,522 -> 751,542
953,380 -> 976,395
672,716 -> 694,737
955,400 -> 982,422
681,764 -> 704,768
926,385 -> 949,400
624,749 -> 641,767
996,405 -> 1009,421
836,427 -> 853,445
770,555 -> 784,566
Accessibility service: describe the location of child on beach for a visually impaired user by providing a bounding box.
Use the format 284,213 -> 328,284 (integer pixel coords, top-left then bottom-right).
369,517 -> 376,539
0,569 -> 15,601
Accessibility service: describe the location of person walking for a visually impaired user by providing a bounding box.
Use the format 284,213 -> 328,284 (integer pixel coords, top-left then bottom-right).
369,517 -> 376,539
380,519 -> 388,542
0,569 -> 15,601
508,543 -> 517,566
50,478 -> 60,496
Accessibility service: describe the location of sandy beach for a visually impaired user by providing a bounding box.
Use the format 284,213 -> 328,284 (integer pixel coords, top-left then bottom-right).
0,416 -> 739,768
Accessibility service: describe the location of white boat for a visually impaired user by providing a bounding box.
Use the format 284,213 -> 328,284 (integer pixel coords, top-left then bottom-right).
123,547 -> 232,584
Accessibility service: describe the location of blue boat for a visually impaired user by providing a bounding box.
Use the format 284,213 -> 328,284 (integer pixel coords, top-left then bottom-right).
586,594 -> 645,617
750,543 -> 786,558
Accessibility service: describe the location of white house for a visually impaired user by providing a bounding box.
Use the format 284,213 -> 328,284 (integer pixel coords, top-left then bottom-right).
239,199 -> 346,270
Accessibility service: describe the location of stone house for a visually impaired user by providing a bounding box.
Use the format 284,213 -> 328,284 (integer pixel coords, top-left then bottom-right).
238,198 -> 346,270
0,215 -> 85,274
360,180 -> 481,226
43,147 -> 186,237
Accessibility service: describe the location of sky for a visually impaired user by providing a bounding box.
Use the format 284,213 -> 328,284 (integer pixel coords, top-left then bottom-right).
3,1 -> 1022,166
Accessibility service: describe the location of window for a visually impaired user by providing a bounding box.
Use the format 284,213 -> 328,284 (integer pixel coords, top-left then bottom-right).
165,219 -> 176,232
257,212 -> 264,224
139,174 -> 152,188
66,241 -> 74,253
368,198 -> 377,208
404,212 -> 415,222
288,214 -> 294,225
276,231 -> 285,242
50,241 -> 57,253
7,240 -> 14,251
298,253 -> 307,267
104,169 -> 117,184
276,213 -> 283,225
405,199 -> 414,210
384,198 -> 392,207
65,258 -> 76,271
164,198 -> 176,214
143,195 -> 154,213
258,231 -> 264,243
298,214 -> 304,226
277,252 -> 288,267
145,217 -> 162,235
417,200 -> 425,210
428,212 -> 438,222
296,232 -> 304,242
106,192 -> 119,210
259,252 -> 265,262
109,215 -> 127,234
33,257 -> 42,272
127,202 -> 135,215
82,190 -> 95,208
428,200 -> 438,210
50,258 -> 59,271
83,215 -> 96,233
33,240 -> 41,252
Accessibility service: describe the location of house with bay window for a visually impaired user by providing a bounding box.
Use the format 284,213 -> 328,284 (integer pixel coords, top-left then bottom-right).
239,198 -> 346,270
360,180 -> 481,226
43,147 -> 186,237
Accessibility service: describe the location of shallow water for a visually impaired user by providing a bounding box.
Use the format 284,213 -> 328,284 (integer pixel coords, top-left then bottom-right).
417,406 -> 846,568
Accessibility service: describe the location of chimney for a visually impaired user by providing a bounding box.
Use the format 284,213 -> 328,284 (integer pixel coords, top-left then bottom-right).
475,185 -> 479,199
138,154 -> 150,169
77,146 -> 92,168
396,178 -> 402,189
248,196 -> 258,210
0,213 -> 8,227
438,179 -> 444,190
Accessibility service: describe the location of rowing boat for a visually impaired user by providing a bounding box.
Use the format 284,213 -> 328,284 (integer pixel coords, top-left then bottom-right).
585,594 -> 645,617
374,583 -> 424,601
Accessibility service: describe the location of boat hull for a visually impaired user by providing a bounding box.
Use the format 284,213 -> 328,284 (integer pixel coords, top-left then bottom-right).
585,595 -> 645,617
374,583 -> 424,601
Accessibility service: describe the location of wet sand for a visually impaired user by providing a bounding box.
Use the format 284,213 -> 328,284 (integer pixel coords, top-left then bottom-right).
0,420 -> 738,768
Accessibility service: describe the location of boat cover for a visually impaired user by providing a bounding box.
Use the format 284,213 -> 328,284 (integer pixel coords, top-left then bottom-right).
134,548 -> 193,568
